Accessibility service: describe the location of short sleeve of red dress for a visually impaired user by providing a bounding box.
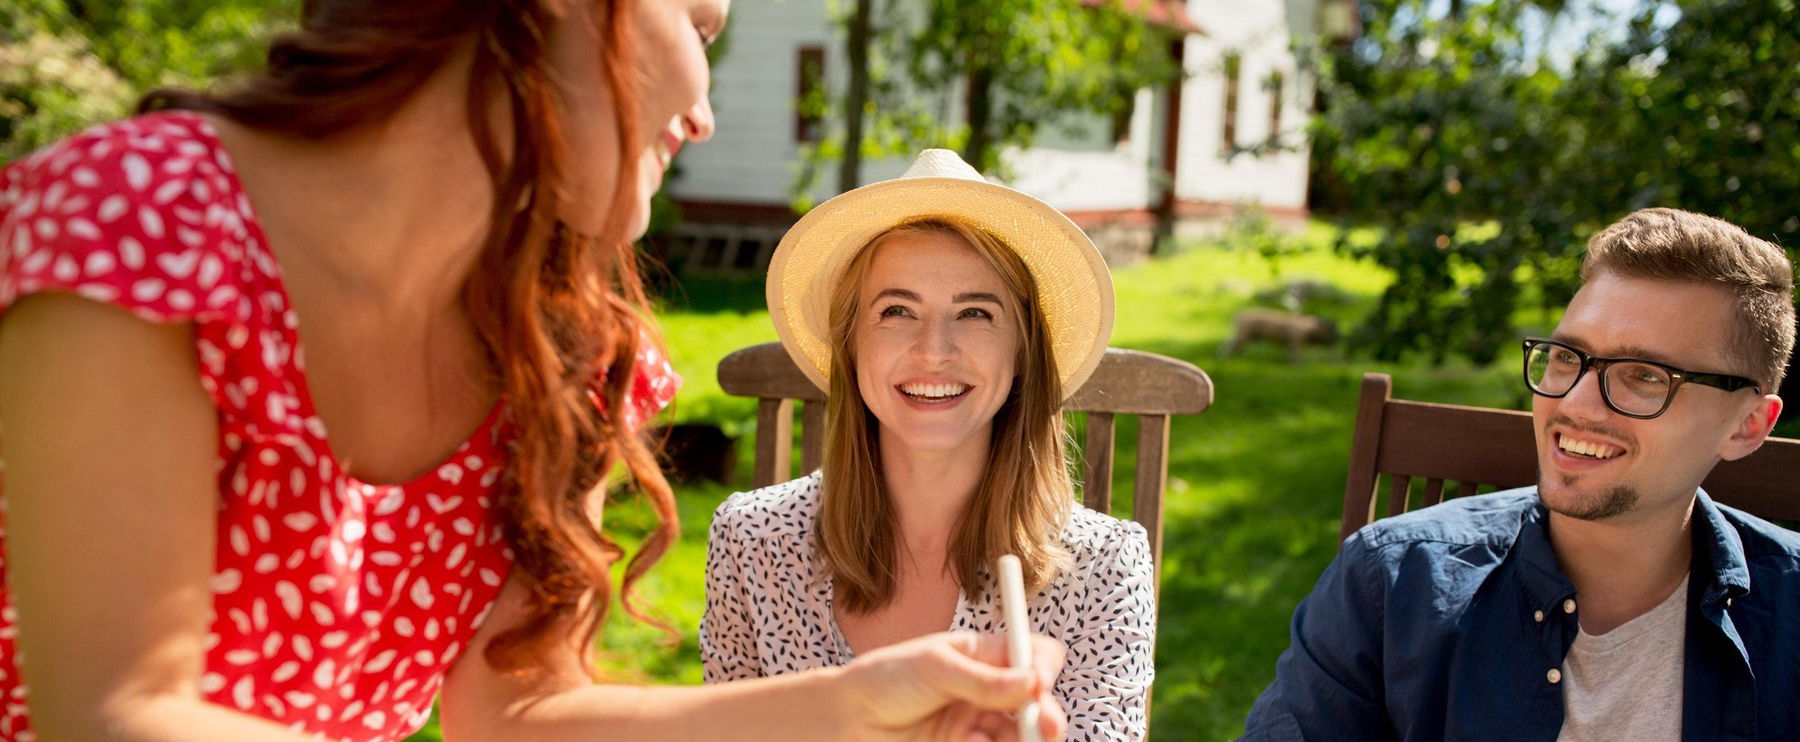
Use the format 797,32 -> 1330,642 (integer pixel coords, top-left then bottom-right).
0,113 -> 680,742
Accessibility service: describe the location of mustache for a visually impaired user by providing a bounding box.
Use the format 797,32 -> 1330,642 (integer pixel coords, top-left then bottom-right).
1546,414 -> 1637,448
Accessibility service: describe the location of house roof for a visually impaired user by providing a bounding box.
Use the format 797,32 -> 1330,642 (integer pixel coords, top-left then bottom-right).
1082,0 -> 1205,35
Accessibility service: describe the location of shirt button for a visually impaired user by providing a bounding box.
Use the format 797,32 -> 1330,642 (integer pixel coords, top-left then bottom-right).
1533,610 -> 1545,623
1547,668 -> 1563,684
1563,598 -> 1577,614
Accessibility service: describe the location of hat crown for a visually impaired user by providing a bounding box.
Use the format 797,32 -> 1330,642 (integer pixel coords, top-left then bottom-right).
899,149 -> 987,183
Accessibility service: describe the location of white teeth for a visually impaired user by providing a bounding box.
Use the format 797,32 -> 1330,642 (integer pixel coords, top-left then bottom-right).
900,382 -> 969,399
1558,435 -> 1622,460
652,139 -> 672,169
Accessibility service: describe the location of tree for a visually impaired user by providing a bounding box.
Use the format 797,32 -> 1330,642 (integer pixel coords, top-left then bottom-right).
906,0 -> 1178,173
1,0 -> 297,159
1309,0 -> 1798,366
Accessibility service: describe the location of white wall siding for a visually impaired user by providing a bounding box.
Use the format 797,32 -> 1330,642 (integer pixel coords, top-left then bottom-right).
672,0 -> 1317,216
669,0 -> 831,204
1175,0 -> 1314,210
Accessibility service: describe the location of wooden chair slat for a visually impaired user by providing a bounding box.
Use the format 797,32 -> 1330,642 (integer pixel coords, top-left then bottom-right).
1455,480 -> 1478,499
1386,475 -> 1411,525
752,398 -> 793,489
801,400 -> 825,474
1083,412 -> 1116,514
1421,478 -> 1445,508
1342,374 -> 1392,541
1134,414 -> 1172,585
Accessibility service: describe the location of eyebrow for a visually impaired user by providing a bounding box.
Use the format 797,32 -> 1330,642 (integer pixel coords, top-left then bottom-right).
869,288 -> 920,306
1551,333 -> 1686,367
867,288 -> 1004,307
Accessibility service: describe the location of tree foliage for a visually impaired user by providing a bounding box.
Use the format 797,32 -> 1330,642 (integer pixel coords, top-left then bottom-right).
1312,0 -> 1800,367
1,0 -> 295,160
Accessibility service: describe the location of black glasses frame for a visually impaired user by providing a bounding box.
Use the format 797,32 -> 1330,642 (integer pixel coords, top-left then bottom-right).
1521,337 -> 1762,419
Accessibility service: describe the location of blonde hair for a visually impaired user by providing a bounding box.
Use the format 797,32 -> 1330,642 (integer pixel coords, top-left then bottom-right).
1582,208 -> 1796,391
816,217 -> 1075,613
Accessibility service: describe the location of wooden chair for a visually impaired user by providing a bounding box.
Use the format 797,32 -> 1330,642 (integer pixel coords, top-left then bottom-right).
718,342 -> 1209,731
716,342 -> 1214,579
1343,372 -> 1800,543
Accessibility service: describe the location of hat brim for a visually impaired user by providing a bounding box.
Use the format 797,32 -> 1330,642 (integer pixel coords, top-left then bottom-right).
768,176 -> 1115,400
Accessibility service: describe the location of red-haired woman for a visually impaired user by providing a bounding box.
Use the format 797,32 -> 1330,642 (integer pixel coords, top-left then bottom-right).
0,2 -> 1064,741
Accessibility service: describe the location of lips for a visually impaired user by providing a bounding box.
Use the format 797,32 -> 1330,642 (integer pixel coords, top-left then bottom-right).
654,129 -> 683,170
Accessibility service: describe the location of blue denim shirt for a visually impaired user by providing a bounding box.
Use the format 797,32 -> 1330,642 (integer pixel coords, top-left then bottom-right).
1242,488 -> 1800,741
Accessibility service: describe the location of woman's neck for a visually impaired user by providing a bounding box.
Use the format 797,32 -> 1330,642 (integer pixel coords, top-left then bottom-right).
215,42 -> 503,315
877,428 -> 991,554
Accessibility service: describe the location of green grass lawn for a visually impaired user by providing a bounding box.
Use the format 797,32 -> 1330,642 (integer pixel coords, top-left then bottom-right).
407,228 -> 1540,740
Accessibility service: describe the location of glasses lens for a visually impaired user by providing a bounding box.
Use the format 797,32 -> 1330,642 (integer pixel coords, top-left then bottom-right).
1526,342 -> 1581,395
1603,361 -> 1674,416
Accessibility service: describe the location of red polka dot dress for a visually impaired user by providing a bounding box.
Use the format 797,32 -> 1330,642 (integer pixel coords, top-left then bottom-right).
0,112 -> 680,741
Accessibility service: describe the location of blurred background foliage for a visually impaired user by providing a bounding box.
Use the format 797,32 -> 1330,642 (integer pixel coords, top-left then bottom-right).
1307,0 -> 1799,374
0,0 -> 297,160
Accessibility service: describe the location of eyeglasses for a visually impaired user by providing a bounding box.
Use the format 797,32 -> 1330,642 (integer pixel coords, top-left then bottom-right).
1522,337 -> 1761,419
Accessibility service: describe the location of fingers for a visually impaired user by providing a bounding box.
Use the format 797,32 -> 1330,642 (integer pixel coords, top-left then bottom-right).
1028,635 -> 1065,687
1035,697 -> 1067,742
921,633 -> 1037,712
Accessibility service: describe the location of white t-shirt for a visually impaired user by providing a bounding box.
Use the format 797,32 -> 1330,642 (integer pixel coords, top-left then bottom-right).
1557,575 -> 1690,742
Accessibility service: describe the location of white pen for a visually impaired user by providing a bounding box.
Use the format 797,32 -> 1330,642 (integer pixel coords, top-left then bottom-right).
997,554 -> 1043,742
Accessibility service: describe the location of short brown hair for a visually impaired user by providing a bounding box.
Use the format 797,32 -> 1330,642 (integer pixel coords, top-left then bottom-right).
1581,207 -> 1796,391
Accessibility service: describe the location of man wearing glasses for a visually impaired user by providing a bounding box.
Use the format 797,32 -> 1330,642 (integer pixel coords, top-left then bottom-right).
1241,208 -> 1800,741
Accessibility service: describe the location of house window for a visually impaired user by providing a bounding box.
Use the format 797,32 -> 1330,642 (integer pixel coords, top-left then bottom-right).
795,46 -> 826,144
1267,71 -> 1285,148
1221,53 -> 1241,153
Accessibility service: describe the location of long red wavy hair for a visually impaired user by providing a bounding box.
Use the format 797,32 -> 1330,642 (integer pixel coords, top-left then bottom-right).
140,0 -> 678,673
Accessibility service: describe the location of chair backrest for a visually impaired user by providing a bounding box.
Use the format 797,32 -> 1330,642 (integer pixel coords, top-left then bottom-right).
1343,372 -> 1800,543
716,342 -> 1214,580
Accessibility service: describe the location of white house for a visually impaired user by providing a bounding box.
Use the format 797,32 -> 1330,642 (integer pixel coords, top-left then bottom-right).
661,0 -> 1353,271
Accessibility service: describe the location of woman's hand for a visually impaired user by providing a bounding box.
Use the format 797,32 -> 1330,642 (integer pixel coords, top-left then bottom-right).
838,632 -> 1067,742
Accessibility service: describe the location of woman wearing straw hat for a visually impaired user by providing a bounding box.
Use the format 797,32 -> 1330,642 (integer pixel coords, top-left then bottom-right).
703,150 -> 1157,741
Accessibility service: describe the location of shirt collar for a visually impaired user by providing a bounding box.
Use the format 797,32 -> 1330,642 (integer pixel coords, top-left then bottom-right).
1512,488 -> 1751,607
1512,502 -> 1577,609
1691,488 -> 1752,604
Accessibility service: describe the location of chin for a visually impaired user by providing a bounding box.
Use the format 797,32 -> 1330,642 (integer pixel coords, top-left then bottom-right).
1540,478 -> 1639,521
625,204 -> 652,241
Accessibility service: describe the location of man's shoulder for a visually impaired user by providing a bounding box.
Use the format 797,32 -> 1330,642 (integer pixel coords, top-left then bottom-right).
1352,487 -> 1540,553
1712,500 -> 1800,566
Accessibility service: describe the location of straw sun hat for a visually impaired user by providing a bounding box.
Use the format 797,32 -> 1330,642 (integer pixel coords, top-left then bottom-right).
766,149 -> 1115,399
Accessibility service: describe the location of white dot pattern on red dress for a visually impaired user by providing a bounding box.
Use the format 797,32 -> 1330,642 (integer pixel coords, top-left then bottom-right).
0,113 -> 680,742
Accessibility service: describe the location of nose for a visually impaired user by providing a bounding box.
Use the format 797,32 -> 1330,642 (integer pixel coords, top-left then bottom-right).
911,316 -> 959,365
680,97 -> 715,143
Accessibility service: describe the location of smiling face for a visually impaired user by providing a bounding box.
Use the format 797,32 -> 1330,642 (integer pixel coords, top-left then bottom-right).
851,231 -> 1021,457
545,0 -> 724,237
1533,271 -> 1775,522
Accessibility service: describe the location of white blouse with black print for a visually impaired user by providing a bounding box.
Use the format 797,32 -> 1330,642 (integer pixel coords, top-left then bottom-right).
701,472 -> 1157,742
